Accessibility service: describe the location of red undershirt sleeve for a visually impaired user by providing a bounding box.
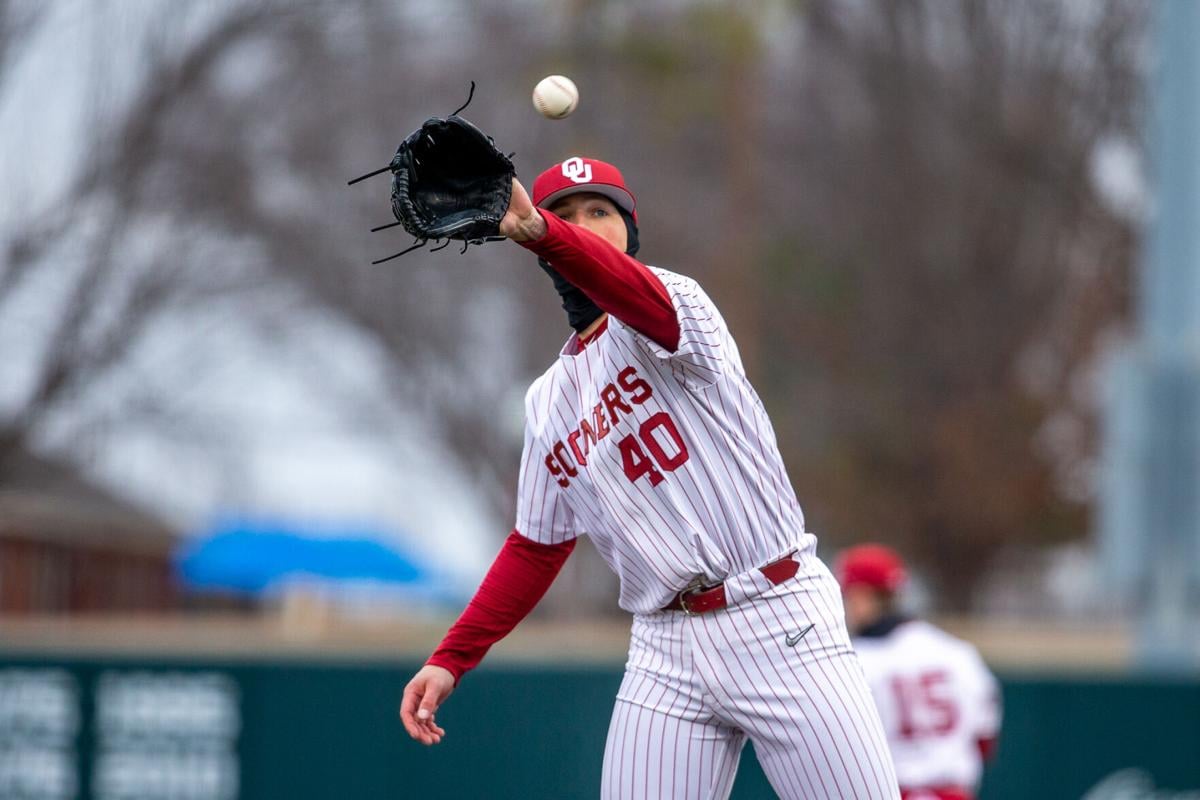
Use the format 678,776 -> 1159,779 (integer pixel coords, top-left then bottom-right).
425,530 -> 575,684
519,210 -> 681,352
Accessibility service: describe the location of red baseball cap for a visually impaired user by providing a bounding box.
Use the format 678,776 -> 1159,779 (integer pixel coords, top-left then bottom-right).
532,157 -> 637,223
835,544 -> 908,593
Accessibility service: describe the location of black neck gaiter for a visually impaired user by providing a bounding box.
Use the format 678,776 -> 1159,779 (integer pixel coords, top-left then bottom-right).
539,209 -> 640,333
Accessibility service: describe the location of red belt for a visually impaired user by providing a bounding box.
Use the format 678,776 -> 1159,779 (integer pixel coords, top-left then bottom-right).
662,554 -> 799,615
901,788 -> 973,800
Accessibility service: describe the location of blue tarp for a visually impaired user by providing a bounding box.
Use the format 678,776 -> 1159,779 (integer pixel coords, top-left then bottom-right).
176,517 -> 435,594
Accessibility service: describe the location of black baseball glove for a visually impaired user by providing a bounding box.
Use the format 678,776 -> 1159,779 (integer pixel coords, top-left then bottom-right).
349,87 -> 514,264
388,115 -> 514,245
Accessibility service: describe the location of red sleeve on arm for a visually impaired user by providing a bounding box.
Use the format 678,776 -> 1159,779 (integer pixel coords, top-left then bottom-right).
520,210 -> 680,351
426,530 -> 575,684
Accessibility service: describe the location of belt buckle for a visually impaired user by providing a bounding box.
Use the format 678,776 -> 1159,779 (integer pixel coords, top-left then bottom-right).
678,576 -> 714,616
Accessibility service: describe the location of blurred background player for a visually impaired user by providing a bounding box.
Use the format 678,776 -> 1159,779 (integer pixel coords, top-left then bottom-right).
836,544 -> 1001,800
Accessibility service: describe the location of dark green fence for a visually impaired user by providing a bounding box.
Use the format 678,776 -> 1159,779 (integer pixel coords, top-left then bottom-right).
0,655 -> 1196,799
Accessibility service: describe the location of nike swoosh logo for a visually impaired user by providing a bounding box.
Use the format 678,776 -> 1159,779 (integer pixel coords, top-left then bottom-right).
785,623 -> 816,647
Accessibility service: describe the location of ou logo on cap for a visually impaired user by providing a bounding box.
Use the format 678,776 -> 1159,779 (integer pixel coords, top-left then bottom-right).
562,157 -> 592,184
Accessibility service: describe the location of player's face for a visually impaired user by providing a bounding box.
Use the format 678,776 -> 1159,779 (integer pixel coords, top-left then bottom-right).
549,193 -> 628,253
842,585 -> 881,634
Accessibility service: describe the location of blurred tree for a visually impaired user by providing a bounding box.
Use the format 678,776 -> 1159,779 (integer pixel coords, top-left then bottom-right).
756,0 -> 1146,609
0,0 -> 1147,614
0,2 -> 541,514
0,3 -> 286,479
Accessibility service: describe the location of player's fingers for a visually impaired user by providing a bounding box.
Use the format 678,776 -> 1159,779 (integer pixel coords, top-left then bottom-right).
399,685 -> 425,739
417,689 -> 442,722
416,715 -> 442,746
417,710 -> 446,744
511,177 -> 532,209
410,716 -> 435,745
401,715 -> 425,741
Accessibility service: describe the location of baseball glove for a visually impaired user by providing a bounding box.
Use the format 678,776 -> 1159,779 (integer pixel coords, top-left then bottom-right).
349,86 -> 514,264
389,115 -> 513,242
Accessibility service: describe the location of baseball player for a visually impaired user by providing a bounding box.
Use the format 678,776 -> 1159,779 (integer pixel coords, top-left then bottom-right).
835,545 -> 1001,800
400,157 -> 899,799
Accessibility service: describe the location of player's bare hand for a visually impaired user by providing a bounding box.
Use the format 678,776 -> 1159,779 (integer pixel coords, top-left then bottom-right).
400,665 -> 455,745
500,178 -> 546,243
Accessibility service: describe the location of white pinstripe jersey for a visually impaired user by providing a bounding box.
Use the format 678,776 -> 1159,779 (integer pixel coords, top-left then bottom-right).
854,621 -> 1001,791
515,267 -> 817,614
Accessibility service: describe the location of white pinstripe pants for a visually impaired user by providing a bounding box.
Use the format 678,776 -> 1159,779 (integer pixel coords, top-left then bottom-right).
601,565 -> 899,799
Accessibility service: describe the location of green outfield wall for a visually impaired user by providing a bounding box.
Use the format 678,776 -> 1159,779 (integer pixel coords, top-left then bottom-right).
0,655 -> 1195,799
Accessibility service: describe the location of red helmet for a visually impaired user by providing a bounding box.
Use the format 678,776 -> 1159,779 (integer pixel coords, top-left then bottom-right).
835,544 -> 907,593
532,157 -> 637,223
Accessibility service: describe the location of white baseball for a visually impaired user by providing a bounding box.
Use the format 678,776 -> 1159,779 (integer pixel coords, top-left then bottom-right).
532,75 -> 579,120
